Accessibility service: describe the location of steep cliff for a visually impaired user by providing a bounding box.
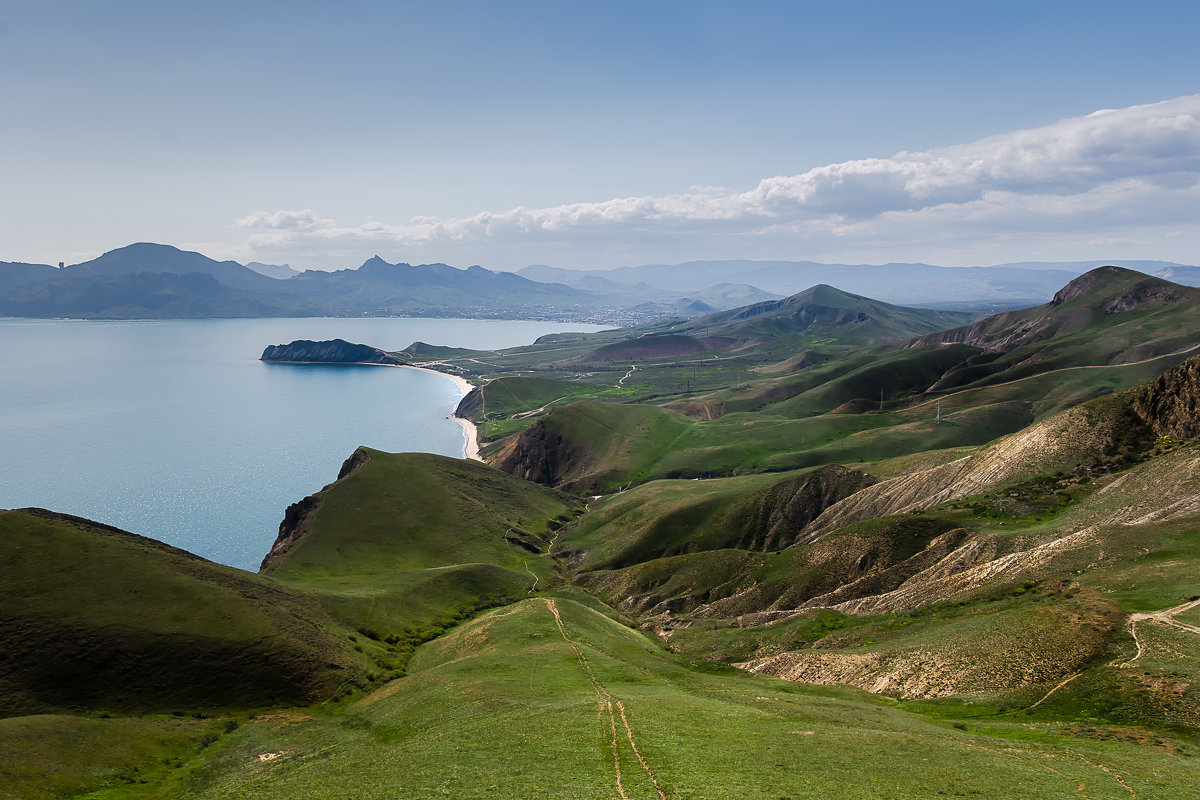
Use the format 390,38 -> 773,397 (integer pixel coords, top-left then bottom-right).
732,465 -> 878,551
1131,354 -> 1200,440
259,448 -> 371,573
454,384 -> 487,422
492,418 -> 580,488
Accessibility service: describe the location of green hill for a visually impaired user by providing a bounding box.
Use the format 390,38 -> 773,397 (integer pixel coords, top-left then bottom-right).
0,509 -> 366,717
127,593 -> 1200,799
262,448 -> 584,636
687,283 -> 978,348
490,269 -> 1200,492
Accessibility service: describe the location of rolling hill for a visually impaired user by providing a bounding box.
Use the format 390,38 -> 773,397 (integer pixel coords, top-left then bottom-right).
6,265 -> 1200,798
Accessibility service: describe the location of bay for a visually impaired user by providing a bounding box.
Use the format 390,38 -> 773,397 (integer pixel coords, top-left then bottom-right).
0,317 -> 603,571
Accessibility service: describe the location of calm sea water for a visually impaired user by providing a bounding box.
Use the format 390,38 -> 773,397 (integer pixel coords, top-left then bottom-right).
0,317 -> 603,571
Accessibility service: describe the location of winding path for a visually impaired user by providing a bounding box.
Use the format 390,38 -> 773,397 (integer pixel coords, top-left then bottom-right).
1117,597 -> 1200,668
543,598 -> 669,800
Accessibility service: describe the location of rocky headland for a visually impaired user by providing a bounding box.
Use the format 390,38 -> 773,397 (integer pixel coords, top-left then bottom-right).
260,338 -> 404,365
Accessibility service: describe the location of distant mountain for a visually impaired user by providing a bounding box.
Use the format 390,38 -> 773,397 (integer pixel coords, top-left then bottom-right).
691,284 -> 979,344
277,256 -> 599,317
993,259 -> 1194,273
1150,264 -> 1200,285
518,258 -> 1200,310
0,244 -> 327,318
246,261 -> 301,280
0,244 -> 796,322
68,242 -> 283,293
0,245 -> 599,320
5,243 -> 1199,323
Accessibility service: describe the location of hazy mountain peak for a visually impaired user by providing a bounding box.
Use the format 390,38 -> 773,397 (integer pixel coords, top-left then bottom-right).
359,255 -> 393,270
245,261 -> 299,280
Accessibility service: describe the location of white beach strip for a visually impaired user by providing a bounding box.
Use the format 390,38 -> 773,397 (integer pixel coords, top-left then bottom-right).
395,364 -> 482,462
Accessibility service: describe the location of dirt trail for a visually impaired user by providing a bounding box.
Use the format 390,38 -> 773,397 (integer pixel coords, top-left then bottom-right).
544,598 -> 669,800
1117,598 -> 1200,668
522,560 -> 540,592
1027,672 -> 1082,710
511,397 -> 570,419
617,365 -> 637,386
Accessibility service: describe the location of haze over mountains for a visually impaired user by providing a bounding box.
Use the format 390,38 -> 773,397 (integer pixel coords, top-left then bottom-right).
5,242 -> 1200,322
519,259 -> 1200,311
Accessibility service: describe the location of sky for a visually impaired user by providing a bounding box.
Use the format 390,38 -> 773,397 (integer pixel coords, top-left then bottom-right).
3,0 -> 1199,271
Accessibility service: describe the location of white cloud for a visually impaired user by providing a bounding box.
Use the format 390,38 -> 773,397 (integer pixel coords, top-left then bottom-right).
234,95 -> 1200,267
235,209 -> 336,231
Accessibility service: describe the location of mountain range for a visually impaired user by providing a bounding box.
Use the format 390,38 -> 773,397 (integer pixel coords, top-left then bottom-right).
7,242 -> 1200,321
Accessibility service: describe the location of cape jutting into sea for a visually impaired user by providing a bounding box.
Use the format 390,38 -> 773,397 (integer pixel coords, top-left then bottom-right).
0,317 -> 605,570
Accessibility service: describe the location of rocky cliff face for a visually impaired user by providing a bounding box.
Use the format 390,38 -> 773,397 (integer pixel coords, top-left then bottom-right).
734,465 -> 877,551
493,419 -> 582,488
1131,354 -> 1200,440
454,384 -> 487,422
260,338 -> 403,365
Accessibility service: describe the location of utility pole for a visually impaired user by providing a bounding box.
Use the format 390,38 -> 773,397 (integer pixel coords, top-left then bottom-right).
879,389 -> 884,413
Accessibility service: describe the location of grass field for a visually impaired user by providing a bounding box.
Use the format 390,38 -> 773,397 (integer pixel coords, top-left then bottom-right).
132,594 -> 1200,799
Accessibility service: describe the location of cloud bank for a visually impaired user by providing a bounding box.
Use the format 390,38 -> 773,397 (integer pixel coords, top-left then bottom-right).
235,95 -> 1200,267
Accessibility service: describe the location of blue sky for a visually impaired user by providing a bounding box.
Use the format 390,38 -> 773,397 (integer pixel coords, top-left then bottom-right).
3,1 -> 1199,269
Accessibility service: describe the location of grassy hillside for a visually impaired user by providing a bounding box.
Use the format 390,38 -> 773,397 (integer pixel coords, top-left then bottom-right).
0,509 -> 366,717
488,270 -> 1200,494
263,449 -> 584,642
421,284 -> 986,441
553,366 -> 1200,734
139,593 -> 1200,799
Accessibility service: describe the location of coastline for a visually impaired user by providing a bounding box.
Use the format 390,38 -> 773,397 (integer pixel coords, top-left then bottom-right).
262,357 -> 482,462
395,363 -> 482,462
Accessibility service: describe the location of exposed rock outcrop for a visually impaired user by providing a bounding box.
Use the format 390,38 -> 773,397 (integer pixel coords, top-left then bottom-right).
734,465 -> 877,551
259,494 -> 322,574
493,418 -> 581,488
260,338 -> 403,365
797,400 -> 1126,543
336,446 -> 372,480
1131,354 -> 1200,440
737,599 -> 1117,699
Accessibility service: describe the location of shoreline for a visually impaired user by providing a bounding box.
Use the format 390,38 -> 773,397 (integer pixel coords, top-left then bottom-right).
394,363 -> 482,462
262,358 -> 482,462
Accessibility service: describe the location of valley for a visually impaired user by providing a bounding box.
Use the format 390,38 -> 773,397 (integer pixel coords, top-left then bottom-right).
4,267 -> 1200,798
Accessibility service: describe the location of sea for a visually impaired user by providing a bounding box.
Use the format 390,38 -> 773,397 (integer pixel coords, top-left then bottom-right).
0,317 -> 604,571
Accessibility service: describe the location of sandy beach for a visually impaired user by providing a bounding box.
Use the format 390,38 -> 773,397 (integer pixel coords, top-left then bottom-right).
396,364 -> 482,462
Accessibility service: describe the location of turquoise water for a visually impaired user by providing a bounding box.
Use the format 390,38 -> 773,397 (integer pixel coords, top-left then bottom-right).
0,317 -> 602,571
